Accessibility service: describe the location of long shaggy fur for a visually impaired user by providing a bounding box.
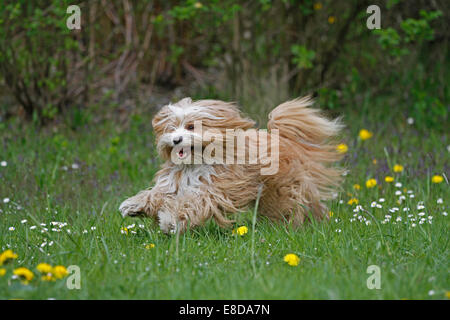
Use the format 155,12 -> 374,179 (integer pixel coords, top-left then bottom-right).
119,96 -> 344,233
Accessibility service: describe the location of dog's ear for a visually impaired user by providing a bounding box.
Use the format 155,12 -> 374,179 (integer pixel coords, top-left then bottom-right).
152,105 -> 169,135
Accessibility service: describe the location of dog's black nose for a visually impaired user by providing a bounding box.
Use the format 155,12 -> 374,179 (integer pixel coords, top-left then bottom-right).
173,136 -> 183,145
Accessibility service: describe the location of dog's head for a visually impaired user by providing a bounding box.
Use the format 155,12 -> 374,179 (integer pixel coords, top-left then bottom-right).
152,97 -> 255,163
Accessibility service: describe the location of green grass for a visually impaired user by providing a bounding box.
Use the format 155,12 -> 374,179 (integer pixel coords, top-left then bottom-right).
0,99 -> 448,300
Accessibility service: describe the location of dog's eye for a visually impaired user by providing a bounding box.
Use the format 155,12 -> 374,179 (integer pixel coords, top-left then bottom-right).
186,124 -> 194,131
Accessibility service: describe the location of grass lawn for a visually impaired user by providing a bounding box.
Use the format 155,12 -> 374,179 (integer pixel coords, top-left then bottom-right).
0,98 -> 448,299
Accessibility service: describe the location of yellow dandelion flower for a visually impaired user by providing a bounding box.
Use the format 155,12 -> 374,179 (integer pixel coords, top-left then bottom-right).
145,243 -> 155,250
445,291 -> 450,299
385,176 -> 394,183
13,267 -> 34,284
283,254 -> 300,266
0,249 -> 18,266
314,3 -> 323,10
372,159 -> 377,165
432,175 -> 443,184
41,274 -> 55,282
353,184 -> 361,190
393,164 -> 404,173
336,143 -> 348,154
348,198 -> 359,205
36,263 -> 52,274
366,179 -> 377,188
52,266 -> 68,279
328,16 -> 336,24
0,268 -> 6,277
359,129 -> 373,141
232,226 -> 248,236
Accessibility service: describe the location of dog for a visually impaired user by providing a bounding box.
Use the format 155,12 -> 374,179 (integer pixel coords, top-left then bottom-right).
119,96 -> 344,234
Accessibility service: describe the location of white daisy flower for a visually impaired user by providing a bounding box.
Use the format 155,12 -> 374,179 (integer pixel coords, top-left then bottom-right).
0,161 -> 7,167
3,198 -> 10,204
8,227 -> 15,231
379,198 -> 385,203
437,198 -> 443,204
30,226 -> 37,230
395,182 -> 402,188
418,212 -> 425,216
21,219 -> 27,224
395,191 -> 402,196
443,212 -> 448,216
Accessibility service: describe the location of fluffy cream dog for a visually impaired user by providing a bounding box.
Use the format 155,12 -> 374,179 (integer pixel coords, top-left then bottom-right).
119,96 -> 343,233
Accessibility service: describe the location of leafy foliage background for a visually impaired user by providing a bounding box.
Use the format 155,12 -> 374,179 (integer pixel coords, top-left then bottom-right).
0,0 -> 447,130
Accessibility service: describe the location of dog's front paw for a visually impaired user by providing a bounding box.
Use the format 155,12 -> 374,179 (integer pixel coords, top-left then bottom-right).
157,210 -> 178,234
119,197 -> 146,218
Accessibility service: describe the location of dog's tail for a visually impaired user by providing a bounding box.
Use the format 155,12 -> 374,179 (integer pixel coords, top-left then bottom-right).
267,96 -> 343,152
266,96 -> 344,221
